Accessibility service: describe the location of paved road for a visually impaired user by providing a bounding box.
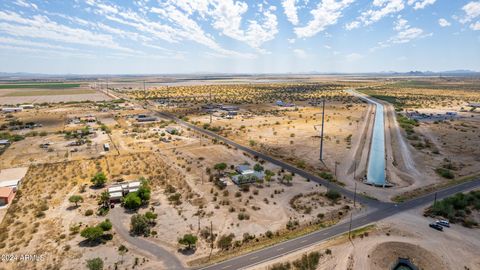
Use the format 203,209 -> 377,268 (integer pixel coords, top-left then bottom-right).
198,178 -> 480,270
156,111 -> 385,209
152,109 -> 480,270
109,207 -> 184,270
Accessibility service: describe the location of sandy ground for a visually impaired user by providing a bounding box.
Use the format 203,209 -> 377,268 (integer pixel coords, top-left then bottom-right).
252,207 -> 480,270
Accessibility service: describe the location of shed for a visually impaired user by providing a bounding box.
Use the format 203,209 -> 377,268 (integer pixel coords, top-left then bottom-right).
235,165 -> 251,174
108,186 -> 123,194
0,140 -> 10,146
0,167 -> 28,191
0,187 -> 14,206
109,191 -> 123,202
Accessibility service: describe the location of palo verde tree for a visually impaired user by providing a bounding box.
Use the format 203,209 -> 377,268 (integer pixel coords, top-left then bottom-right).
69,195 -> 83,207
91,172 -> 107,188
98,191 -> 110,208
178,234 -> 198,250
213,163 -> 227,177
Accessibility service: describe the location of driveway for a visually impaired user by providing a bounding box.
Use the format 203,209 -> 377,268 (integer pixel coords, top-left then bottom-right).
109,207 -> 185,270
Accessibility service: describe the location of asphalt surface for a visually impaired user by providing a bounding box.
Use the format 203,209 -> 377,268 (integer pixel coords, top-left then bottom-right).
109,207 -> 184,270
198,178 -> 480,270
152,109 -> 480,270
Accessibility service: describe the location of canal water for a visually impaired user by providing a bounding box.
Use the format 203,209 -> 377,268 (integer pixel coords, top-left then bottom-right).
347,90 -> 386,186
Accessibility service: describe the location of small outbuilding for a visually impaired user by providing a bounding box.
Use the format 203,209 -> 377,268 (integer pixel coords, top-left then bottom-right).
0,187 -> 14,206
0,140 -> 10,146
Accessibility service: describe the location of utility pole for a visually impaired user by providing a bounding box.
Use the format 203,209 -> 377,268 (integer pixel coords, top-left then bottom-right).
209,220 -> 214,259
209,88 -> 212,124
334,161 -> 338,178
353,161 -> 357,180
319,99 -> 325,161
433,192 -> 437,206
348,212 -> 353,239
198,215 -> 201,232
353,182 -> 357,208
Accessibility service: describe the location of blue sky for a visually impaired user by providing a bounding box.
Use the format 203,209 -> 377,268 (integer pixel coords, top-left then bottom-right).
0,0 -> 479,74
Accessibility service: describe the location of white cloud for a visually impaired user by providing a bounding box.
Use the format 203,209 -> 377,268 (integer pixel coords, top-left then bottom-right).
282,0 -> 299,25
13,0 -> 38,10
460,1 -> 480,23
394,18 -> 409,31
0,11 -> 133,52
438,18 -> 451,27
471,21 -> 480,30
294,0 -> 354,38
459,1 -> 480,31
390,27 -> 425,43
150,1 -> 278,54
407,0 -> 436,10
347,0 -> 404,29
345,21 -> 360,30
205,0 -> 279,50
372,18 -> 430,50
293,48 -> 307,58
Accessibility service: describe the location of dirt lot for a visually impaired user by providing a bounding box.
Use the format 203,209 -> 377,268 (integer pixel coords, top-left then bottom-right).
253,207 -> 480,270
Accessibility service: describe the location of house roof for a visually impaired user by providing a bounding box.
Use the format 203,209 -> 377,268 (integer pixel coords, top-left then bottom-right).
128,181 -> 141,188
0,187 -> 13,198
236,165 -> 251,173
108,186 -> 123,193
0,167 -> 28,183
109,192 -> 123,199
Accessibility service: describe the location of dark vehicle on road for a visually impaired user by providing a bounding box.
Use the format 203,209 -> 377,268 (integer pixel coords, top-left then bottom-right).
429,223 -> 443,231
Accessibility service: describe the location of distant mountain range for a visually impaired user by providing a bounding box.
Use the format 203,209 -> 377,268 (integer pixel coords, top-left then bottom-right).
0,70 -> 479,79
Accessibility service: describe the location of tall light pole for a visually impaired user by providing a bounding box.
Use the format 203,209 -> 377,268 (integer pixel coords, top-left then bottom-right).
209,87 -> 212,124
319,99 -> 325,161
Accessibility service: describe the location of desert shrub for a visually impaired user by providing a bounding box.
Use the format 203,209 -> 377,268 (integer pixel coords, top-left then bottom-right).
217,233 -> 235,250
325,190 -> 341,202
130,214 -> 151,236
98,219 -> 112,231
435,168 -> 454,179
292,252 -> 321,270
86,258 -> 104,270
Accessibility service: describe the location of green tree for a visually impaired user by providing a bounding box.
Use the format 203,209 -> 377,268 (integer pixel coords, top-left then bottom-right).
81,226 -> 104,243
253,163 -> 264,172
282,174 -> 293,184
86,257 -> 104,270
124,192 -> 142,209
214,163 -> 227,176
69,195 -> 83,207
98,219 -> 112,231
137,178 -> 151,202
130,214 -> 151,236
91,172 -> 107,188
98,191 -> 110,208
178,234 -> 198,250
145,211 -> 158,225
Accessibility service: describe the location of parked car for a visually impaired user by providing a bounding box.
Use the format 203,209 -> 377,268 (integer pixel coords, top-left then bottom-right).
436,220 -> 450,227
429,223 -> 444,231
